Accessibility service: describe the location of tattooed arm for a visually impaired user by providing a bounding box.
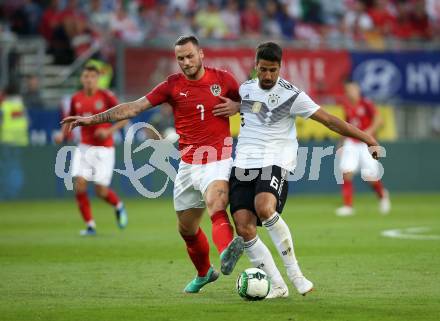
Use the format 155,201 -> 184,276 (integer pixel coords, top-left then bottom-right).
61,97 -> 152,130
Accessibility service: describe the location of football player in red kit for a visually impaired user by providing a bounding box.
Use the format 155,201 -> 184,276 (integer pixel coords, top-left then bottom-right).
55,66 -> 128,235
336,80 -> 391,216
61,36 -> 244,293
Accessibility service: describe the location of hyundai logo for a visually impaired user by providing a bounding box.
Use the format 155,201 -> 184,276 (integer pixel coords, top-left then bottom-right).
353,59 -> 401,100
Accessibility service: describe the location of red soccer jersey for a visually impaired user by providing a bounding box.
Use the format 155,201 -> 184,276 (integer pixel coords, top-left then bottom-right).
341,97 -> 378,142
146,67 -> 240,164
70,89 -> 119,147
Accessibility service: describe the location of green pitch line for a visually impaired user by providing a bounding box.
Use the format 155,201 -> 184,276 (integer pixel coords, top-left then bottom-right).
0,193 -> 439,321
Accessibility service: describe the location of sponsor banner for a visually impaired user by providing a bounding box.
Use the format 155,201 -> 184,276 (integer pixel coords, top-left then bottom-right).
123,47 -> 350,100
351,51 -> 440,103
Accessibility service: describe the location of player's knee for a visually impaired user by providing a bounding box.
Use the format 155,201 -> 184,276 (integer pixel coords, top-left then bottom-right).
235,222 -> 257,241
343,172 -> 354,181
74,180 -> 87,193
94,186 -> 107,198
177,220 -> 199,236
178,224 -> 198,236
205,195 -> 228,212
255,203 -> 276,221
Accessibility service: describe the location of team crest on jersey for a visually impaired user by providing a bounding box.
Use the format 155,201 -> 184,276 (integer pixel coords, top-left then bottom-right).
95,100 -> 104,111
252,102 -> 262,113
268,93 -> 280,107
210,84 -> 221,96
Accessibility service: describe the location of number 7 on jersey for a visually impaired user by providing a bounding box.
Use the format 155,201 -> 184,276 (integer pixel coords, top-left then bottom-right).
196,104 -> 205,120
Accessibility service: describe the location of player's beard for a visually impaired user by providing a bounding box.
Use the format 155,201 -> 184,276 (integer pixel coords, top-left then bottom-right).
183,62 -> 202,79
260,80 -> 276,90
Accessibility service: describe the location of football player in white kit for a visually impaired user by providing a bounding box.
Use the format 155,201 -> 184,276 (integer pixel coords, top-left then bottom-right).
216,42 -> 381,299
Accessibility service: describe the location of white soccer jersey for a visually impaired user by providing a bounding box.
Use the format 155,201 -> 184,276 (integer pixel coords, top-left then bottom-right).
234,77 -> 320,171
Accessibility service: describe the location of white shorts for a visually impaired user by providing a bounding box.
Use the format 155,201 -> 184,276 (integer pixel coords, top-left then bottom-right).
71,144 -> 115,186
339,139 -> 380,180
173,158 -> 233,211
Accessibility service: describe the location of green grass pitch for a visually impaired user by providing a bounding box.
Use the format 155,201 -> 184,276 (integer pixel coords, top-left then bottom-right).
1,193 -> 439,321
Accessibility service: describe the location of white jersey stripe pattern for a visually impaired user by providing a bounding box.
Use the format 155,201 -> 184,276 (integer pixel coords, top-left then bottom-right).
234,77 -> 320,171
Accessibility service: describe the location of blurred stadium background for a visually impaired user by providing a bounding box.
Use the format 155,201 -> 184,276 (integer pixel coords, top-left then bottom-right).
1,0 -> 439,199
0,1 -> 439,320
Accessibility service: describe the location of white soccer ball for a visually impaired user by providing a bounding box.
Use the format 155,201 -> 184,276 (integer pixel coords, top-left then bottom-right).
236,268 -> 271,300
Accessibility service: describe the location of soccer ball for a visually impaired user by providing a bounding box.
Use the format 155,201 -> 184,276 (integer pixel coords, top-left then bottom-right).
236,268 -> 271,300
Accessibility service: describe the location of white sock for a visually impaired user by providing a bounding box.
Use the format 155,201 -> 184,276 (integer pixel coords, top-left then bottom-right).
262,212 -> 303,280
244,236 -> 285,287
86,220 -> 96,228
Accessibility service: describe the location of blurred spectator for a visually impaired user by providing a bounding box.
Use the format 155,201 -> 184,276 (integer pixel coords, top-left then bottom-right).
38,0 -> 62,43
50,13 -> 76,64
109,4 -> 143,43
320,0 -> 345,25
301,0 -> 323,24
58,0 -> 85,22
168,0 -> 195,15
221,0 -> 241,39
263,1 -> 282,38
71,18 -> 100,58
169,8 -> 193,36
136,4 -> 155,38
0,84 -> 29,146
391,1 -> 415,40
409,0 -> 432,40
277,3 -> 296,39
9,0 -> 43,35
86,0 -> 112,34
280,0 -> 302,20
426,0 -> 440,24
22,74 -> 44,110
241,0 -> 262,37
194,2 -> 227,39
343,0 -> 374,41
367,0 -> 396,36
1,0 -> 439,52
145,2 -> 171,38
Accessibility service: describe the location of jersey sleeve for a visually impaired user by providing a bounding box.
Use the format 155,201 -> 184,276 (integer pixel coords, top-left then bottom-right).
290,91 -> 320,119
222,71 -> 240,102
238,83 -> 245,99
69,96 -> 76,116
364,99 -> 378,116
146,81 -> 170,106
104,90 -> 119,109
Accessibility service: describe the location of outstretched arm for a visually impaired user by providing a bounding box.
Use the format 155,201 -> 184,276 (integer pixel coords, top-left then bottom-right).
61,97 -> 152,130
310,108 -> 379,147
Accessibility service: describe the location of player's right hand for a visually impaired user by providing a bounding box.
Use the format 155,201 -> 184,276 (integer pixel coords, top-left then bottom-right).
60,116 -> 93,131
213,96 -> 240,117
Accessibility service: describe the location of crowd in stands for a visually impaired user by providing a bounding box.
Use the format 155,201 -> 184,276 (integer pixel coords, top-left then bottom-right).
1,0 -> 439,65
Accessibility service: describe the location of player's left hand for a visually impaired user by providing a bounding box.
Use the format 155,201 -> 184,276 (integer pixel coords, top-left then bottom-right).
213,96 -> 240,117
368,144 -> 382,160
94,128 -> 112,140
